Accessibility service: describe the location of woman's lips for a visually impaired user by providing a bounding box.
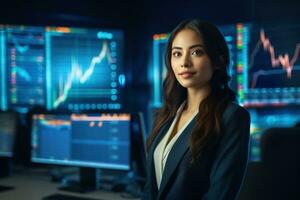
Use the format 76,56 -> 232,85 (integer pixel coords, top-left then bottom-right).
178,71 -> 196,78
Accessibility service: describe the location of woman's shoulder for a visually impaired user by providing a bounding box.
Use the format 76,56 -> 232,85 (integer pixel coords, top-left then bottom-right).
222,101 -> 250,124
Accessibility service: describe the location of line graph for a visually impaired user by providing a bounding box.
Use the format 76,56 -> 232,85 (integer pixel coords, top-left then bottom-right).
242,24 -> 300,107
8,31 -> 44,54
40,119 -> 71,127
249,29 -> 300,78
11,36 -> 29,53
48,28 -> 124,111
33,114 -> 71,127
1,25 -> 124,112
251,66 -> 300,88
13,66 -> 32,82
53,41 -> 114,108
6,27 -> 46,110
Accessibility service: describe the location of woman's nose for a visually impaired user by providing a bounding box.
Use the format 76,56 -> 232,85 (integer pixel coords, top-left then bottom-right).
181,54 -> 191,68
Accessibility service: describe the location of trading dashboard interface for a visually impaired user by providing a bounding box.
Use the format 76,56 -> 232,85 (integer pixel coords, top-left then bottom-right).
0,25 -> 125,112
31,113 -> 131,170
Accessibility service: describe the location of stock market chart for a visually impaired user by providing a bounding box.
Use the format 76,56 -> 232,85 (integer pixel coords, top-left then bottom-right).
0,25 -> 125,112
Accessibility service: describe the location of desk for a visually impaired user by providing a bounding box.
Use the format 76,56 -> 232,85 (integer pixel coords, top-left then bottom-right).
0,167 -> 141,200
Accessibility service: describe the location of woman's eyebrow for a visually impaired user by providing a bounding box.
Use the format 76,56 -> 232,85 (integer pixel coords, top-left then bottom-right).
171,46 -> 182,50
189,44 -> 204,49
171,44 -> 204,50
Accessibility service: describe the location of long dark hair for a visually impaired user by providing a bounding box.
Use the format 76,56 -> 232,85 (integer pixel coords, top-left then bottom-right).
147,19 -> 236,162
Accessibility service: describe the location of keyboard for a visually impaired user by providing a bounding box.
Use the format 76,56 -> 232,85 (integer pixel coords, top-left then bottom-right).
42,193 -> 103,200
0,185 -> 14,192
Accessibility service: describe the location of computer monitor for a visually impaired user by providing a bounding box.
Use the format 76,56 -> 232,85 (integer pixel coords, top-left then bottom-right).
31,113 -> 131,169
0,111 -> 17,191
31,113 -> 131,192
0,111 -> 17,158
130,112 -> 147,181
0,24 -> 125,113
248,107 -> 300,161
238,23 -> 300,107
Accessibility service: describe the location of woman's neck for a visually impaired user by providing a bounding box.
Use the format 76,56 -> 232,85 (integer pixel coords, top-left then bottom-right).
185,85 -> 211,113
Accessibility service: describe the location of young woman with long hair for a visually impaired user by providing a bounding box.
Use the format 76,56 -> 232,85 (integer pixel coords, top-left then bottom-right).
143,19 -> 250,200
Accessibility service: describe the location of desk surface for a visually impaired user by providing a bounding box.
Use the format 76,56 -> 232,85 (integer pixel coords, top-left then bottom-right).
0,167 -> 141,200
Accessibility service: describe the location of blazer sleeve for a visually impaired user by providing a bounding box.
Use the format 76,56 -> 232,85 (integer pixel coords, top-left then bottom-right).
141,164 -> 153,200
141,179 -> 151,200
202,106 -> 250,200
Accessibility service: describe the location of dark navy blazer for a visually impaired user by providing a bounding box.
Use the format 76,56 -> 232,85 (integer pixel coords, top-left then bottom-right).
142,102 -> 250,200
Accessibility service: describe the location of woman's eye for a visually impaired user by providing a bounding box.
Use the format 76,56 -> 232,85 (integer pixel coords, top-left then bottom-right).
192,49 -> 204,56
172,52 -> 181,57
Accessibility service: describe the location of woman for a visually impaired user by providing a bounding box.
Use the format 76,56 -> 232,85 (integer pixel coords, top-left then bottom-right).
143,19 -> 250,200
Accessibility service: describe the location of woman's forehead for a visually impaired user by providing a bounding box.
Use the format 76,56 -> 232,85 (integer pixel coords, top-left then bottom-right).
172,29 -> 204,48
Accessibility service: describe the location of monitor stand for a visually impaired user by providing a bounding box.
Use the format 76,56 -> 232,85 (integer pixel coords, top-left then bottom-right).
0,185 -> 14,192
58,167 -> 98,193
0,157 -> 15,192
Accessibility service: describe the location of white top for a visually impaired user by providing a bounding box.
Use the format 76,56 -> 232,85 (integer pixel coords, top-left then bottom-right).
153,101 -> 198,189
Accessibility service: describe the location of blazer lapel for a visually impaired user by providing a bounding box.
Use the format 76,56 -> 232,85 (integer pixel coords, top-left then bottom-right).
157,116 -> 197,199
146,118 -> 174,197
150,118 -> 174,154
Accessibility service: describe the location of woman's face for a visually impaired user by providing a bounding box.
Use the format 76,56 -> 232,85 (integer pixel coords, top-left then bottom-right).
171,28 -> 213,89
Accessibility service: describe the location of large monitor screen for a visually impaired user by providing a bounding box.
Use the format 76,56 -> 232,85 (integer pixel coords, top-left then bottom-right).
0,111 -> 17,157
242,24 -> 300,107
31,113 -> 131,170
0,25 -> 125,112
